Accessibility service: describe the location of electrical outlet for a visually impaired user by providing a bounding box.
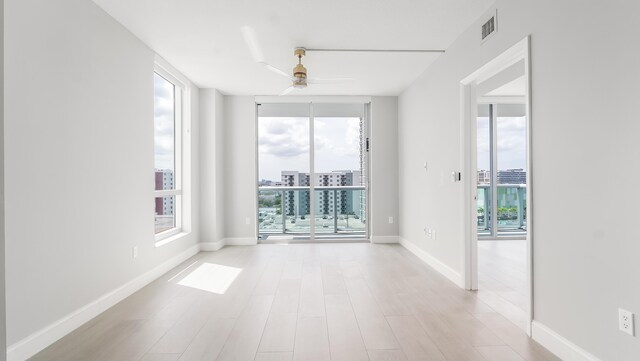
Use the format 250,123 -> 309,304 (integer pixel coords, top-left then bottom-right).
619,308 -> 635,336
245,217 -> 251,225
132,246 -> 138,259
427,229 -> 433,239
432,230 -> 437,240
423,227 -> 428,236
388,216 -> 394,224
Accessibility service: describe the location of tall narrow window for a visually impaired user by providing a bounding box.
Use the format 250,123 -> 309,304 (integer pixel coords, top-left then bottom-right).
154,71 -> 182,238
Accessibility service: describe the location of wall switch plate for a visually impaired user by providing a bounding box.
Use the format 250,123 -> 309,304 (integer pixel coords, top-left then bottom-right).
132,246 -> 138,259
245,217 -> 251,225
427,229 -> 433,239
423,162 -> 428,171
619,308 -> 635,336
388,216 -> 394,224
432,230 -> 437,240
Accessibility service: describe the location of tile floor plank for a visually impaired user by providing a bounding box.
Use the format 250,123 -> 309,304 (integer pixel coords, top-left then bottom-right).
325,294 -> 369,361
293,317 -> 331,361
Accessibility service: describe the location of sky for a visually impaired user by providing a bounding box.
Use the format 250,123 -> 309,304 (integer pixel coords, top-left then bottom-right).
477,116 -> 527,171
154,73 -> 175,171
258,117 -> 361,181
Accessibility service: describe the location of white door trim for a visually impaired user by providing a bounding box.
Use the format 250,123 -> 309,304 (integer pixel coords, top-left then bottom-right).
459,36 -> 533,335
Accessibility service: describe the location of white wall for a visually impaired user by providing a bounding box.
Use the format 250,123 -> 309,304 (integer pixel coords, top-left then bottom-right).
4,0 -> 200,352
370,97 -> 399,242
223,96 -> 257,242
218,96 -> 399,242
398,0 -> 640,360
200,89 -> 225,247
0,0 -> 6,358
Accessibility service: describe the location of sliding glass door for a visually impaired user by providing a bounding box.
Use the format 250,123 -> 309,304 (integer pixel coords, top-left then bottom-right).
477,103 -> 527,238
257,102 -> 369,241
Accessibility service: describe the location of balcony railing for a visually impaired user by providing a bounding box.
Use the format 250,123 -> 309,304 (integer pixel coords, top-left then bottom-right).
477,184 -> 526,237
258,186 -> 366,238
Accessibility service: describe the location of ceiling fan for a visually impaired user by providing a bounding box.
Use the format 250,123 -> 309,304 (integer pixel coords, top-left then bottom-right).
240,26 -> 353,95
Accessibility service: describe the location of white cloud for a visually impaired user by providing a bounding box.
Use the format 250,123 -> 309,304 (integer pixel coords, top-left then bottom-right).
154,73 -> 175,170
477,116 -> 526,171
258,116 -> 363,181
259,117 -> 310,158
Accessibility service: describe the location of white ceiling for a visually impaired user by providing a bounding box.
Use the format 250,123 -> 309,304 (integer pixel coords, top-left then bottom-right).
93,0 -> 493,96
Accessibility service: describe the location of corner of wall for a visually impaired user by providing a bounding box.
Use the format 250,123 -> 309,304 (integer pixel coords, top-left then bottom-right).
398,237 -> 464,288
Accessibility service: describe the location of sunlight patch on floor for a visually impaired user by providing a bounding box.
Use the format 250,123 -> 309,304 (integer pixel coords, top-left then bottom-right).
177,263 -> 242,294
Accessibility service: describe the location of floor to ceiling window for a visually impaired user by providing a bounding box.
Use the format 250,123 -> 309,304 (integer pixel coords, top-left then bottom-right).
257,102 -> 369,241
477,103 -> 527,238
153,70 -> 184,239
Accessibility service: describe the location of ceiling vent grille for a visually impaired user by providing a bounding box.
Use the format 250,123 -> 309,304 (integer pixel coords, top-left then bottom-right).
481,11 -> 497,43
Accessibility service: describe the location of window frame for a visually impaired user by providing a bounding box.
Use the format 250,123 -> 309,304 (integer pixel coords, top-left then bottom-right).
154,63 -> 185,242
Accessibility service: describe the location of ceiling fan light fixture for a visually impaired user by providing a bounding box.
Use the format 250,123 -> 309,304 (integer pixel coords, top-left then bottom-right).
293,77 -> 307,88
293,63 -> 307,79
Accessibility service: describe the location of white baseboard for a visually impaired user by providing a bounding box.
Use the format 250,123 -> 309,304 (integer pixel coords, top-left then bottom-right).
398,237 -> 464,288
223,237 -> 257,246
532,321 -> 602,361
371,236 -> 399,244
200,239 -> 225,251
7,244 -> 201,361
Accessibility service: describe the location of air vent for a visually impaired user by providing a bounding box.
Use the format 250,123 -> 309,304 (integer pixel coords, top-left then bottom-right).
481,11 -> 497,43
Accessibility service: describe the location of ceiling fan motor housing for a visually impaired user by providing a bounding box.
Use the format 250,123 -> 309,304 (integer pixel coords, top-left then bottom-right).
293,47 -> 308,87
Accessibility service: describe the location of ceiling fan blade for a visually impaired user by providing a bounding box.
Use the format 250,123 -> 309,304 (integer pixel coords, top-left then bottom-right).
240,25 -> 265,63
279,86 -> 295,96
262,63 -> 293,79
308,77 -> 354,84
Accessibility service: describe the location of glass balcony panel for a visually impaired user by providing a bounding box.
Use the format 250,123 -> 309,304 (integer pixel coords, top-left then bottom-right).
477,186 -> 491,236
283,189 -> 311,234
314,189 -> 336,234
336,189 -> 366,233
312,188 -> 366,236
496,185 -> 527,235
258,189 -> 284,235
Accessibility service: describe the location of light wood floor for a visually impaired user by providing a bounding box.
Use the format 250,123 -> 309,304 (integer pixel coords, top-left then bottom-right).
478,240 -> 528,331
32,243 -> 558,361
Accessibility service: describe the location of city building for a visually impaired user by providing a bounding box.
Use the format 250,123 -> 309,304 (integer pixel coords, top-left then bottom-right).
477,169 -> 527,185
279,170 -> 363,220
497,168 -> 527,184
477,169 -> 490,185
154,169 -> 174,216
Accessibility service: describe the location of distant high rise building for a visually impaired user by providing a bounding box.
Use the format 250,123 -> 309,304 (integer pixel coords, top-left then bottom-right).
281,171 -> 311,217
154,169 -> 174,216
477,169 -> 526,185
280,170 -> 363,219
477,170 -> 490,185
497,169 -> 526,184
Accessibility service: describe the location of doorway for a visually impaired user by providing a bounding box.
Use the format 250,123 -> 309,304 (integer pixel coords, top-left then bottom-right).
460,37 -> 532,334
476,101 -> 529,331
256,102 -> 370,242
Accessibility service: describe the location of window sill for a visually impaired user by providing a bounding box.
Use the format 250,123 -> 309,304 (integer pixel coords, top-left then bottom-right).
155,230 -> 191,248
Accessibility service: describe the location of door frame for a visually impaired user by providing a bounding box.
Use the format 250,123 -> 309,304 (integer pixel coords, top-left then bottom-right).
254,96 -> 372,242
459,36 -> 533,334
